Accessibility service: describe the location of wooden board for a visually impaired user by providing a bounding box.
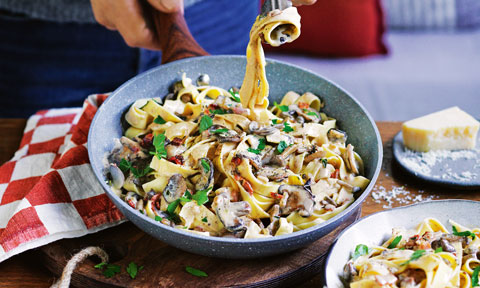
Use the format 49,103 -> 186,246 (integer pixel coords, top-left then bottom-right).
39,208 -> 360,288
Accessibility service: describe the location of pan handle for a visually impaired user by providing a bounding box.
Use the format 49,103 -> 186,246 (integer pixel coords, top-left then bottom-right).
151,10 -> 209,64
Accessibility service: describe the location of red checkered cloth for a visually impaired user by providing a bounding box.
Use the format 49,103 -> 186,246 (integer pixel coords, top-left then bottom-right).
0,94 -> 124,263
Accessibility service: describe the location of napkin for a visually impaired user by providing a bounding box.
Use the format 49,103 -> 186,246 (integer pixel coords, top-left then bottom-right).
0,94 -> 124,263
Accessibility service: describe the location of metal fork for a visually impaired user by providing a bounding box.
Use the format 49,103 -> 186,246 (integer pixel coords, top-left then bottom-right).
260,0 -> 292,16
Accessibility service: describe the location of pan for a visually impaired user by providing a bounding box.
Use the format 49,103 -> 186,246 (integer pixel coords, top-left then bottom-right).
87,10 -> 382,259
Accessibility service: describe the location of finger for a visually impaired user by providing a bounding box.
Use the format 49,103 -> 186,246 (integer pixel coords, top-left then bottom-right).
147,0 -> 184,14
292,0 -> 317,6
115,0 -> 161,50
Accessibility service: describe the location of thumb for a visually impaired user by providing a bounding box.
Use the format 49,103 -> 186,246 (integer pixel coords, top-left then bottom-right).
147,0 -> 184,13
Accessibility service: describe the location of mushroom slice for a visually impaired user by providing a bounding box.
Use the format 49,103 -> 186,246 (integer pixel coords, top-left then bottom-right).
345,144 -> 359,174
214,194 -> 251,232
209,125 -> 242,143
195,158 -> 214,191
163,174 -> 187,203
248,121 -> 278,136
277,184 -> 315,217
256,166 -> 291,182
327,128 -> 347,145
236,151 -> 263,170
109,163 -> 125,189
165,143 -> 187,159
197,74 -> 210,86
304,150 -> 326,163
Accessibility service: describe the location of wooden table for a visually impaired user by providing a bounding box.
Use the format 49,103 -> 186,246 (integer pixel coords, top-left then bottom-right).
0,120 -> 478,287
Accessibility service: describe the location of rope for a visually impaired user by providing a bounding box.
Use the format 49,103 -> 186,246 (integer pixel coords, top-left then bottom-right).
50,246 -> 109,288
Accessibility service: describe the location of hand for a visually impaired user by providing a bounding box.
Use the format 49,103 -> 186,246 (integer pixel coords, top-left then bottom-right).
292,0 -> 317,6
90,0 -> 184,50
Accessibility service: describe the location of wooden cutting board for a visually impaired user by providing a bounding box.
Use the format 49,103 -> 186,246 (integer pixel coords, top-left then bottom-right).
39,208 -> 360,288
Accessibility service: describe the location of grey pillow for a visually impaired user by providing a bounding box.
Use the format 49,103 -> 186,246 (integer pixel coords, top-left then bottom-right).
382,0 -> 480,29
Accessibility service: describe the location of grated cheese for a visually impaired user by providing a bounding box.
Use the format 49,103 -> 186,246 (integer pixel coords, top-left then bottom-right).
371,185 -> 439,209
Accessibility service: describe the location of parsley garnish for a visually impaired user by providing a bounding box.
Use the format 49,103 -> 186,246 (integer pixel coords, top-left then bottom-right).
199,115 -> 213,132
209,108 -> 228,115
276,140 -> 291,154
211,128 -> 229,134
200,159 -> 210,173
167,199 -> 181,215
192,187 -> 212,206
387,235 -> 402,249
282,122 -> 294,132
401,249 -> 425,266
228,88 -> 241,103
321,158 -> 328,168
307,111 -> 318,117
149,133 -> 167,159
434,247 -> 443,253
94,262 -> 121,278
154,215 -> 163,222
247,138 -> 266,155
472,266 -> 480,287
452,225 -> 476,240
186,266 -> 208,278
153,116 -> 166,124
271,119 -> 278,125
352,244 -> 369,260
119,159 -> 153,178
274,101 -> 289,112
126,262 -> 142,279
201,217 -> 208,223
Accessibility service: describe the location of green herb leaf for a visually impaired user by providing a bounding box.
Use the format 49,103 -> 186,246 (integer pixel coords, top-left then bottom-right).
472,266 -> 480,287
179,196 -> 192,204
167,199 -> 181,215
247,138 -> 266,155
228,88 -> 241,103
192,187 -> 212,206
200,159 -> 210,173
321,158 -> 328,168
201,217 -> 208,223
271,119 -> 278,125
126,262 -> 139,279
119,159 -> 131,173
153,116 -> 166,124
211,128 -> 229,134
307,111 -> 318,117
274,101 -> 289,112
119,159 -> 152,178
352,244 -> 369,260
154,215 -> 163,222
98,264 -> 121,278
452,225 -> 476,240
199,115 -> 213,133
186,266 -> 208,278
276,140 -> 291,154
387,235 -> 402,249
184,190 -> 193,200
282,122 -> 294,132
435,247 -> 443,253
401,249 -> 425,266
209,109 -> 228,115
94,262 -> 107,269
151,133 -> 167,159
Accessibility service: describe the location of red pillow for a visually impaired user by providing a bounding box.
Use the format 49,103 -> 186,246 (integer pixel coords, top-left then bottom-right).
264,0 -> 388,57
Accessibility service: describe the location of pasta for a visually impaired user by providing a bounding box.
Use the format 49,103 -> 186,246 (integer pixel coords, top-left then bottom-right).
104,7 -> 369,238
344,218 -> 480,288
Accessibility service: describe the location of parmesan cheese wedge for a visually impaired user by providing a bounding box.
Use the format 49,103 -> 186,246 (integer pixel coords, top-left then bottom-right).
402,107 -> 479,152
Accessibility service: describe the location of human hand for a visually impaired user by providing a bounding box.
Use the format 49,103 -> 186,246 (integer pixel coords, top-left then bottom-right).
292,0 -> 317,6
90,0 -> 184,50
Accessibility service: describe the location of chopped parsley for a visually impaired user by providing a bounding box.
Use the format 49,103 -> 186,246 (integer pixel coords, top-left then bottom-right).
167,199 -> 181,215
248,138 -> 266,155
321,158 -> 328,168
434,247 -> 443,253
201,217 -> 208,223
452,225 -> 476,240
186,266 -> 208,278
119,158 -> 153,178
126,262 -> 142,279
192,187 -> 212,206
282,122 -> 294,132
154,215 -> 163,222
94,262 -> 121,278
387,235 -> 402,249
352,244 -> 369,260
199,115 -> 213,132
153,116 -> 166,124
211,128 -> 229,134
274,101 -> 288,112
276,140 -> 291,154
472,266 -> 480,287
149,133 -> 167,159
200,159 -> 210,173
307,111 -> 318,117
228,88 -> 241,103
401,249 -> 425,266
209,108 -> 228,115
271,119 -> 278,125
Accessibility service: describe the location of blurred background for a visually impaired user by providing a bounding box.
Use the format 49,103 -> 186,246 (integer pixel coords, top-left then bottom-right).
0,0 -> 478,120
